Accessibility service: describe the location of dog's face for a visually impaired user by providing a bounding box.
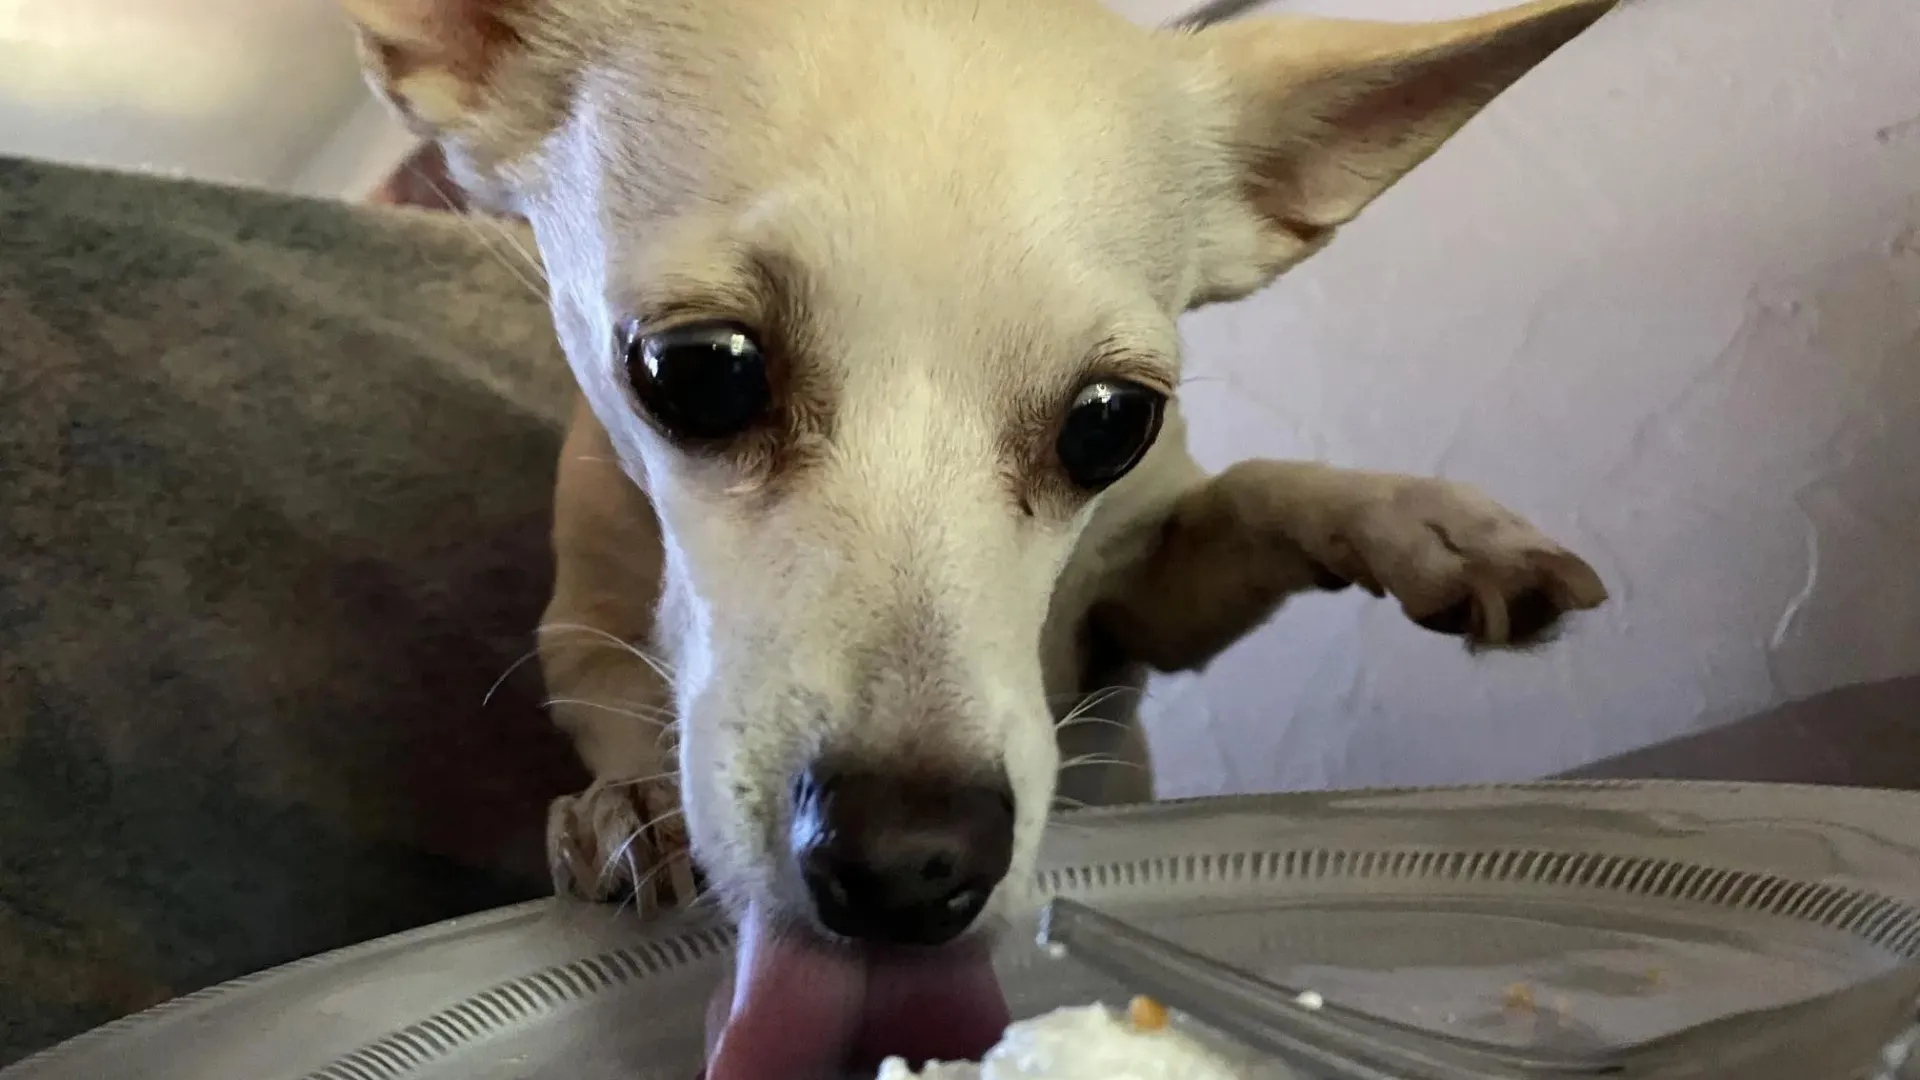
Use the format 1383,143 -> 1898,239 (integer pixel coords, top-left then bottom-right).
345,0 -> 1612,935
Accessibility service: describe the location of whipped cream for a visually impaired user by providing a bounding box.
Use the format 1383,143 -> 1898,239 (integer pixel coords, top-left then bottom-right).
875,1002 -> 1291,1080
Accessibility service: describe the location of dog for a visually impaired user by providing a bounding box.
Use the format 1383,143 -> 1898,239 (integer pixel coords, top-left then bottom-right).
342,0 -> 1616,1070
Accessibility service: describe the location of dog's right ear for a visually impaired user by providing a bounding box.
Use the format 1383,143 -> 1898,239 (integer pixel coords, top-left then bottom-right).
339,0 -> 532,136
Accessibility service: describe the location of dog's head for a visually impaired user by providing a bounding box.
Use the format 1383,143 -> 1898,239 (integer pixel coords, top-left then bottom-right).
347,0 -> 1610,953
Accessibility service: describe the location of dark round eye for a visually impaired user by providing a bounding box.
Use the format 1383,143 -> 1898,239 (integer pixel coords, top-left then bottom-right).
622,320 -> 770,442
1056,379 -> 1165,491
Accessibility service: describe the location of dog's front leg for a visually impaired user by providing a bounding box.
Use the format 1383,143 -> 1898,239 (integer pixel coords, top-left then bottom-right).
1095,460 -> 1608,673
539,399 -> 697,912
541,634 -> 694,911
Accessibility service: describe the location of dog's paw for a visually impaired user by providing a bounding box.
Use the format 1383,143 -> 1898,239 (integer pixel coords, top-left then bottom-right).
547,779 -> 699,913
1316,478 -> 1607,648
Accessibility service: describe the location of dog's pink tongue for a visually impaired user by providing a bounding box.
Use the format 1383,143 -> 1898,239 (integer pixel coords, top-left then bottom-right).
851,942 -> 1009,1070
705,908 -> 1008,1079
705,910 -> 864,1080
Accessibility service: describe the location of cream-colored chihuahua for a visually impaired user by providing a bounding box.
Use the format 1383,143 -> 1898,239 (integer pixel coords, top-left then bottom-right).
343,0 -> 1615,1071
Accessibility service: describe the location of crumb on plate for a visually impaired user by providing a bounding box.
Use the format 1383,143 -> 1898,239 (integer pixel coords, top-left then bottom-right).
1127,995 -> 1169,1032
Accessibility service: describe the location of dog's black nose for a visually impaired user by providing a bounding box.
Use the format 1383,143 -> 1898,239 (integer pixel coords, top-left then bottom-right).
790,762 -> 1015,947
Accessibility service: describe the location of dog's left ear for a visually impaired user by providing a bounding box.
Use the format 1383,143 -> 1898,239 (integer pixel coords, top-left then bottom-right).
1185,0 -> 1616,302
339,0 -> 532,135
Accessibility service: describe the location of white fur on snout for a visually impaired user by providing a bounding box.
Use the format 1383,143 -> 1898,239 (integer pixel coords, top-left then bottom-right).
651,364 -> 1076,921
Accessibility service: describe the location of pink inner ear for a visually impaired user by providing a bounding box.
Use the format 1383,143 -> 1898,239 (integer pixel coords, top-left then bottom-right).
1326,60 -> 1488,145
416,0 -> 525,51
368,143 -> 471,212
1322,13 -> 1594,146
348,0 -> 526,86
1255,49 -> 1511,227
348,0 -> 512,40
1235,2 -> 1615,231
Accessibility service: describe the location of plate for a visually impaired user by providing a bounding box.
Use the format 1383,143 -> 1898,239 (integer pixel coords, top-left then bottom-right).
12,781 -> 1920,1079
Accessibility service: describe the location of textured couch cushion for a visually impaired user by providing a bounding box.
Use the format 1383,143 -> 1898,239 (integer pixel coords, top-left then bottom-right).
1564,675 -> 1920,789
0,156 -> 585,1063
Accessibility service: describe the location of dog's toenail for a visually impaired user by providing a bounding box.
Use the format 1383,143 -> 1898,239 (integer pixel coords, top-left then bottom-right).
1309,563 -> 1352,591
1505,589 -> 1562,642
1415,598 -> 1476,637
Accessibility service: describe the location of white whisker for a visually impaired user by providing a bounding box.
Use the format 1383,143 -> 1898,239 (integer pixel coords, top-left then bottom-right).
480,216 -> 547,281
1046,685 -> 1144,706
542,697 -> 677,728
487,626 -> 676,708
1057,754 -> 1150,774
1053,714 -> 1135,736
482,643 -> 548,707
597,804 -> 688,910
451,210 -> 549,300
630,848 -> 701,914
604,770 -> 682,791
1051,686 -> 1142,743
535,622 -> 677,683
406,162 -> 551,301
598,830 -> 645,891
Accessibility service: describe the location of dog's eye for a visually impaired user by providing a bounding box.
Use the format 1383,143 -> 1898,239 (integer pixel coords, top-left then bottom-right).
622,320 -> 771,442
1057,379 -> 1165,492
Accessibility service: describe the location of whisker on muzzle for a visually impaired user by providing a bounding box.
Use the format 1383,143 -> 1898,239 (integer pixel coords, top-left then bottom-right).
604,769 -> 683,791
401,159 -> 552,302
598,804 -> 687,894
1052,714 -> 1136,736
483,625 -> 676,709
602,848 -> 709,924
482,644 -> 550,707
533,621 -> 679,683
1051,684 -> 1145,739
1053,684 -> 1143,717
1046,795 -> 1097,833
628,847 -> 702,914
1057,754 -> 1151,775
541,697 -> 679,728
1045,685 -> 1144,707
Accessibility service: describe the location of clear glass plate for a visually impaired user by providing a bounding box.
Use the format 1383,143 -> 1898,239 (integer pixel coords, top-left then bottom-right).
11,781 -> 1920,1080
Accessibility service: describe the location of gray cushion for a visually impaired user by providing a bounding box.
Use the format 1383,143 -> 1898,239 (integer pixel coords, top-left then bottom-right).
0,156 -> 584,1063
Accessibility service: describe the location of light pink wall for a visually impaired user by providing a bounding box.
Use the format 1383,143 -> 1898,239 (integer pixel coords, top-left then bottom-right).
1123,0 -> 1920,794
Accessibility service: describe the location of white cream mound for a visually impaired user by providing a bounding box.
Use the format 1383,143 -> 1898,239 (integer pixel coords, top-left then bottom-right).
875,1002 -> 1294,1080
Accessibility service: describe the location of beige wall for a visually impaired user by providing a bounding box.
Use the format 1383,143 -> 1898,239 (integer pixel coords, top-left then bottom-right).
0,1 -> 413,197
1117,0 -> 1920,795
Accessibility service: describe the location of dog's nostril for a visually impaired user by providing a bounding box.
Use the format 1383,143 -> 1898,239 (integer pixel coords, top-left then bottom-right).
807,868 -> 851,909
790,764 -> 836,807
790,763 -> 1015,947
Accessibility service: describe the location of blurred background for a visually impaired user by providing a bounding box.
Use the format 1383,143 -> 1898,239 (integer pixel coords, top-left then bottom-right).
0,0 -> 414,199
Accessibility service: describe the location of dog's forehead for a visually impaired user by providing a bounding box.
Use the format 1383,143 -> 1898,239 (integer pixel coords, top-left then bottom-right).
554,0 -> 1207,305
754,188 -> 1163,372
